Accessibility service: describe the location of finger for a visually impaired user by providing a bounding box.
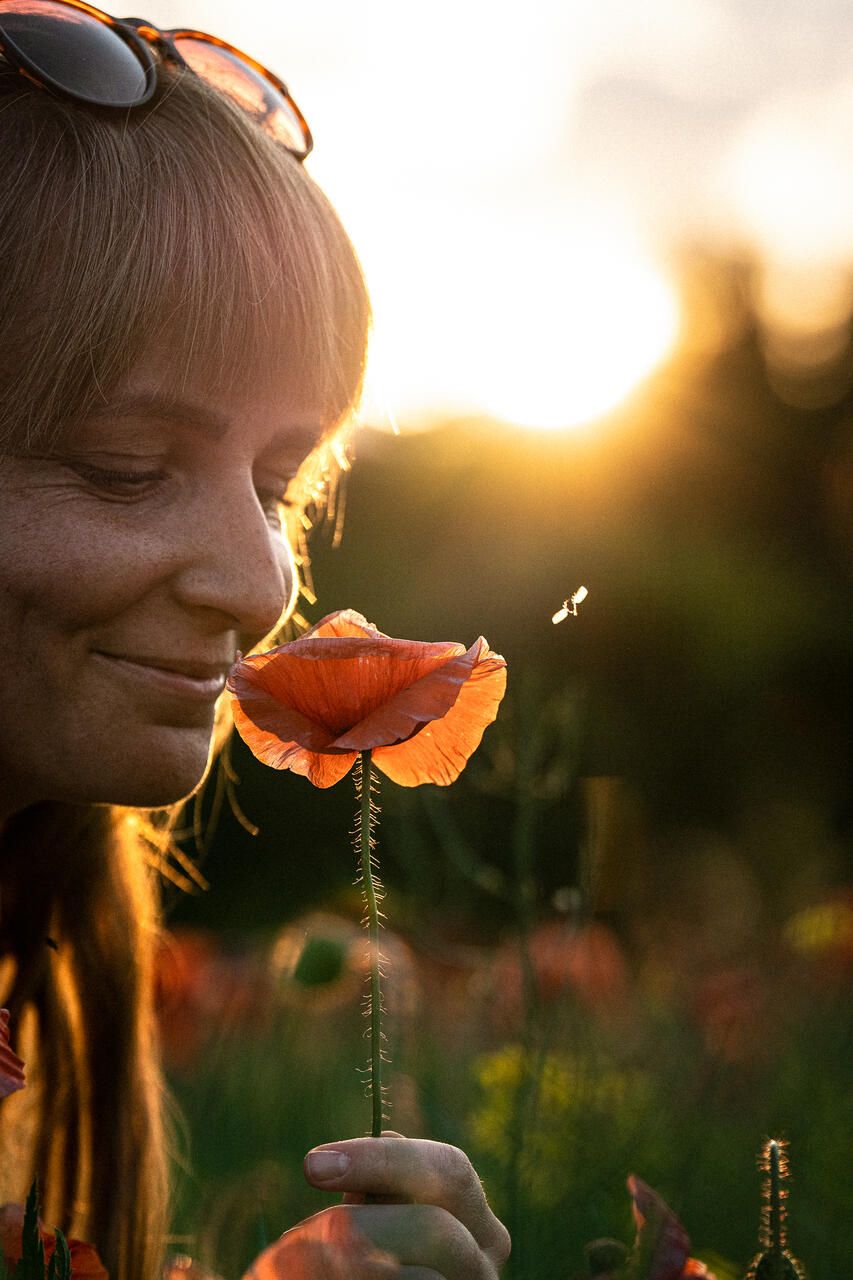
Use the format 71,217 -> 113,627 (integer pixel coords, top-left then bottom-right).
357,1134 -> 413,1206
348,1203 -> 493,1280
304,1137 -> 510,1264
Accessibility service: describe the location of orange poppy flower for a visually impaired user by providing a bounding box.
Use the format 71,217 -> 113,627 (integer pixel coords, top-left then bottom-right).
227,610 -> 507,788
0,1009 -> 25,1099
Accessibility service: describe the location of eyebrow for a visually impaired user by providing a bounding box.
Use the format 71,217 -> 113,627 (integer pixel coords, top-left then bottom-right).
89,392 -> 326,451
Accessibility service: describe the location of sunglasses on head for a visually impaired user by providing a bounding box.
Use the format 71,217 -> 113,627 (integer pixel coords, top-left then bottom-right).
0,0 -> 312,158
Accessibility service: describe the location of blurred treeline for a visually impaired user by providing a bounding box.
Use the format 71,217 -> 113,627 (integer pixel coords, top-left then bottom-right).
167,250 -> 852,939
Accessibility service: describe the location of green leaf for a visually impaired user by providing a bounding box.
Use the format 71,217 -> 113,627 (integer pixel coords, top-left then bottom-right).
13,1178 -> 45,1280
51,1231 -> 71,1280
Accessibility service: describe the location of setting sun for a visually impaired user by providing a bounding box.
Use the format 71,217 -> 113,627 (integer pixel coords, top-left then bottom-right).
477,232 -> 679,431
359,211 -> 680,433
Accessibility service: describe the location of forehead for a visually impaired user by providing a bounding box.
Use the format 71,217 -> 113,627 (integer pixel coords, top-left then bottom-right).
123,329 -> 326,419
80,335 -> 330,454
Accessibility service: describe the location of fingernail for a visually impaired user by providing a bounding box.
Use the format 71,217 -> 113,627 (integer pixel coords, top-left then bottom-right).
306,1150 -> 351,1180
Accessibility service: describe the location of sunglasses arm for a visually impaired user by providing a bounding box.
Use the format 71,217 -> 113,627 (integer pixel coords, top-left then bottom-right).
116,17 -> 188,68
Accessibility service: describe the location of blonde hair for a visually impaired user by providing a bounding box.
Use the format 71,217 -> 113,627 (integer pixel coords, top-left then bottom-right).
0,53 -> 370,1280
0,62 -> 369,450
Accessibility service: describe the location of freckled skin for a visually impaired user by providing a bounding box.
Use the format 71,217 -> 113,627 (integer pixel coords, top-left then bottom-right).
0,358 -> 318,813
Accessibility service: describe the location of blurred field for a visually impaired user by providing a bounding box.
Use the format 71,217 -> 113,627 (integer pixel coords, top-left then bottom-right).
162,252 -> 852,1280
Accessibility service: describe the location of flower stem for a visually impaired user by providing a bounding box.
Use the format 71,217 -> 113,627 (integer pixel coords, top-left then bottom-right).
359,749 -> 383,1137
768,1139 -> 782,1256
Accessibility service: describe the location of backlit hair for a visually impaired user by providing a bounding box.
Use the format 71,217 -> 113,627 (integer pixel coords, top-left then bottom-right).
0,62 -> 369,451
0,55 -> 370,1280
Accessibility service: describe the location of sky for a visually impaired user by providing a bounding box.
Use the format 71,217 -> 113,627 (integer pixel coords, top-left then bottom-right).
143,0 -> 853,430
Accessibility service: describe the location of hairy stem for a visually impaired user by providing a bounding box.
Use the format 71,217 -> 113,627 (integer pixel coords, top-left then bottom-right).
769,1140 -> 782,1253
358,750 -> 383,1137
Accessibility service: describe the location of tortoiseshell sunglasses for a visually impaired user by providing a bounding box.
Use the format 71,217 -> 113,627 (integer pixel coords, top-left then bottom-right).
0,0 -> 312,158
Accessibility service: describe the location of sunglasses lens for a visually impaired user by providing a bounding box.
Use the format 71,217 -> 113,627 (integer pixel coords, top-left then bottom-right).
0,1 -> 149,106
174,37 -> 310,155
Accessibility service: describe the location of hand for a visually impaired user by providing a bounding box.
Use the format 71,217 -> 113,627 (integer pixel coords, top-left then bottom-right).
243,1132 -> 510,1280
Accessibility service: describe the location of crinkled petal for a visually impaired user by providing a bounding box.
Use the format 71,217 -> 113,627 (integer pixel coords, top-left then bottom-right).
228,612 -> 508,790
300,609 -> 385,640
230,693 -> 356,785
232,640 -> 465,738
277,746 -> 359,789
373,642 -> 506,786
334,639 -> 484,750
228,665 -> 340,759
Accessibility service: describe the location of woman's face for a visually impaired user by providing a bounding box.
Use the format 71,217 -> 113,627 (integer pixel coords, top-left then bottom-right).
0,354 -> 324,812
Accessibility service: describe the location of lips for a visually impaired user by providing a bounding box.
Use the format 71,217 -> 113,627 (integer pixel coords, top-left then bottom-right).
95,653 -> 235,680
91,651 -> 235,703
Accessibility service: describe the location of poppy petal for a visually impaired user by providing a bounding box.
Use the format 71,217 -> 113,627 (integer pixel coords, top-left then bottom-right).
333,640 -> 483,750
230,691 -> 357,784
0,1205 -> 107,1280
300,609 -> 381,640
228,664 -> 341,758
0,1010 -> 25,1099
227,613 -> 508,790
66,1240 -> 110,1280
681,1262 -> 715,1279
372,641 -> 507,786
233,640 -> 465,738
278,746 -> 360,789
628,1175 -> 691,1280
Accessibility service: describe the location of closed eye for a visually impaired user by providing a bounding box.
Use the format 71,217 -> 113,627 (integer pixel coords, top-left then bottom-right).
70,462 -> 167,494
256,486 -> 302,531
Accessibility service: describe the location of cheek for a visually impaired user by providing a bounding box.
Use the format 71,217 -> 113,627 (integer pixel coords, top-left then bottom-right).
0,514 -> 163,643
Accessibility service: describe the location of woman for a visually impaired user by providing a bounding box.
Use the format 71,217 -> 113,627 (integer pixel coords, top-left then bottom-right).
0,6 -> 510,1280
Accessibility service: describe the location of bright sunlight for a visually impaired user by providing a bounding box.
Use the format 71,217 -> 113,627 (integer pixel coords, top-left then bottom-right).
361,211 -> 680,433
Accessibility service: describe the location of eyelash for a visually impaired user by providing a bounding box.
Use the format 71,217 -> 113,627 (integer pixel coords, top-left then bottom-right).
73,462 -> 296,520
72,463 -> 165,493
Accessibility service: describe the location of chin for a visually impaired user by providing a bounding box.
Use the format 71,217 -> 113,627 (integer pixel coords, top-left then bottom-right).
78,729 -> 215,810
106,774 -> 208,810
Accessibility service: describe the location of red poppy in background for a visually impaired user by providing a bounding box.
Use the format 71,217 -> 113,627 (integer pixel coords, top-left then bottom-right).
227,610 -> 507,788
154,928 -> 276,1073
0,1204 -> 108,1280
0,1009 -> 25,1099
494,919 -> 630,1024
628,1176 -> 716,1280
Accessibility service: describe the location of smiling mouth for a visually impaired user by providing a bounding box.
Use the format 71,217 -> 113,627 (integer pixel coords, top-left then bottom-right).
92,652 -> 233,701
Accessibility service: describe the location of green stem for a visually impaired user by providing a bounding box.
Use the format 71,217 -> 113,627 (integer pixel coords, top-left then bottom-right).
359,750 -> 383,1137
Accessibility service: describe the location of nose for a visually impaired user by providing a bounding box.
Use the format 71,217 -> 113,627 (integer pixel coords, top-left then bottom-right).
170,477 -> 295,644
